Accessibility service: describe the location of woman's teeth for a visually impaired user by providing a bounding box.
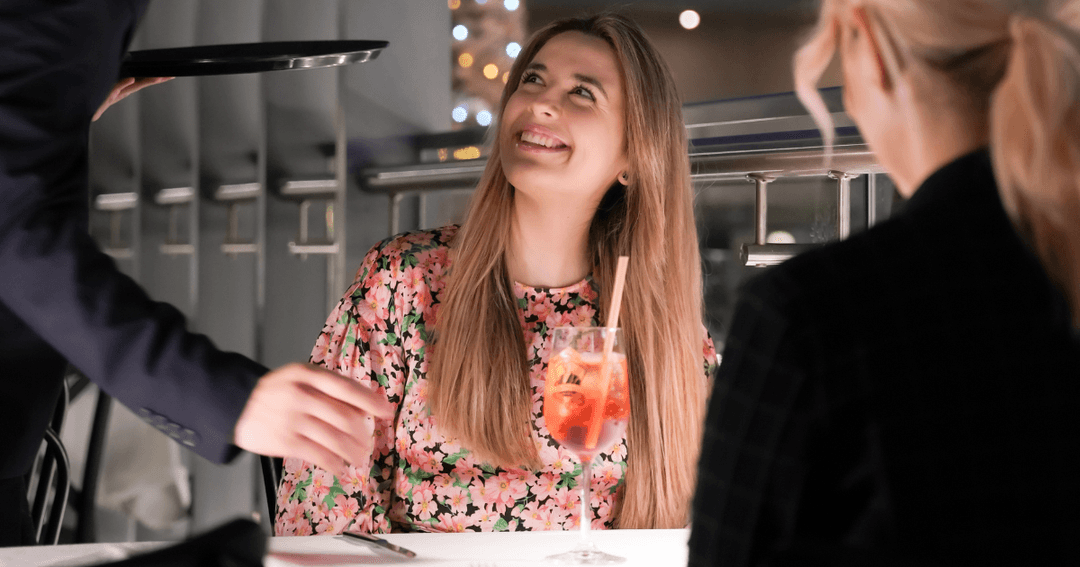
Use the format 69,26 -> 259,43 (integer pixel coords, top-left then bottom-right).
520,131 -> 566,148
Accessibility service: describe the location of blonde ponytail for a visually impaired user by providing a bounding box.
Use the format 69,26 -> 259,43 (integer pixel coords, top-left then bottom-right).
990,11 -> 1080,322
794,0 -> 1080,323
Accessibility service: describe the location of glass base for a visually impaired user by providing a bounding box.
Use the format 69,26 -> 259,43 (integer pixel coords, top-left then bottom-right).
545,542 -> 626,565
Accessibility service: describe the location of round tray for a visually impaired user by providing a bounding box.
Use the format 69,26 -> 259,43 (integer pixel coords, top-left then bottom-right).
119,40 -> 388,78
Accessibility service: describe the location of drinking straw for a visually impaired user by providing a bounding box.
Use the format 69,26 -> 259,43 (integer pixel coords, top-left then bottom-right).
585,255 -> 629,449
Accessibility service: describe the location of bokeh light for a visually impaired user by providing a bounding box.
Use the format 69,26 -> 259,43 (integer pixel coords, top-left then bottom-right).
458,53 -> 474,68
766,230 -> 796,244
476,111 -> 493,126
679,10 -> 701,30
506,42 -> 521,58
454,146 -> 482,160
504,0 -> 520,10
483,63 -> 499,80
452,25 -> 468,41
452,106 -> 468,123
448,0 -> 461,9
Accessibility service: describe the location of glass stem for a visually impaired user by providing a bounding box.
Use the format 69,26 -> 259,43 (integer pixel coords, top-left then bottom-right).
580,456 -> 592,544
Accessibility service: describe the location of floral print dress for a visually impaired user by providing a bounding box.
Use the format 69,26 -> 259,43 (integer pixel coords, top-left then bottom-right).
274,225 -> 717,535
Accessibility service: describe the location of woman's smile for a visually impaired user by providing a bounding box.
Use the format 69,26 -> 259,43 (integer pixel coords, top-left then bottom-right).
516,125 -> 570,153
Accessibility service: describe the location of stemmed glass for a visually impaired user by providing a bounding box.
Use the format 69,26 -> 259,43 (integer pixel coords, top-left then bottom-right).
543,326 -> 631,565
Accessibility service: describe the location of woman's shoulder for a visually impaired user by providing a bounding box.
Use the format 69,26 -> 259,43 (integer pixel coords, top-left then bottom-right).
371,225 -> 457,258
355,225 -> 457,276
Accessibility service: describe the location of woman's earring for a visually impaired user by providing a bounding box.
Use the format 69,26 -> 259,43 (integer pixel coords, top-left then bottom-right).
618,172 -> 630,185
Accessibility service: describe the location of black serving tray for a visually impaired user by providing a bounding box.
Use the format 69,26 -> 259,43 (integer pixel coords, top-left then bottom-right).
119,40 -> 388,78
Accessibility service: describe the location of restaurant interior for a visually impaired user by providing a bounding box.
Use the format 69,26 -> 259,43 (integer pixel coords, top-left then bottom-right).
27,0 -> 898,553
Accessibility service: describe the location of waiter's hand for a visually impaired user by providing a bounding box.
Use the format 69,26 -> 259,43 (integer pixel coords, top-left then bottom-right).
232,363 -> 395,477
92,76 -> 173,121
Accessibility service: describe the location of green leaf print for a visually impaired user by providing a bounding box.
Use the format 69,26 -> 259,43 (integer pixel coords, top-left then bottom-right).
406,468 -> 434,485
442,449 -> 470,466
344,329 -> 356,350
480,462 -> 496,475
374,505 -> 385,515
559,465 -> 582,489
493,518 -> 509,532
291,476 -> 313,502
323,479 -> 347,507
518,297 -> 527,309
381,332 -> 398,346
376,373 -> 389,388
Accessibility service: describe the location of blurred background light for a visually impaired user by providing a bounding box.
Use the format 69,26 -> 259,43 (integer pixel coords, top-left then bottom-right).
449,0 -> 526,130
766,230 -> 796,244
454,146 -> 482,160
449,0 -> 461,9
476,110 -> 493,126
452,105 -> 469,123
679,9 -> 701,30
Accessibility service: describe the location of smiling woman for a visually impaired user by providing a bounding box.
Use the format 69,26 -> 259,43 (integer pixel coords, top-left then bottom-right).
274,13 -> 717,536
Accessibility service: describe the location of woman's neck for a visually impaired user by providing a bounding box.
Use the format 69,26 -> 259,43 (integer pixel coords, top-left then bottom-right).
890,86 -> 990,198
506,191 -> 594,289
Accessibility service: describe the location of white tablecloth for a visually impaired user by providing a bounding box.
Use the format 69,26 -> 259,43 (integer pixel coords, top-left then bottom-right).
0,529 -> 690,567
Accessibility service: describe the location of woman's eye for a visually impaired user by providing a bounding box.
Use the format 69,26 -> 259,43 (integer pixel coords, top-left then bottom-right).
521,72 -> 541,85
571,86 -> 595,101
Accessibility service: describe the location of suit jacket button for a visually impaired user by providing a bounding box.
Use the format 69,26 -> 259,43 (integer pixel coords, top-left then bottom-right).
180,428 -> 198,448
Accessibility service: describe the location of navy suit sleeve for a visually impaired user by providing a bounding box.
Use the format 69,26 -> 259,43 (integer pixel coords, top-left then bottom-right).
0,0 -> 266,464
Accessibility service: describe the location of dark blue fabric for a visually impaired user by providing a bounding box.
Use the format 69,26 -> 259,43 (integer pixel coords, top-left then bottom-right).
0,0 -> 267,544
689,149 -> 1080,566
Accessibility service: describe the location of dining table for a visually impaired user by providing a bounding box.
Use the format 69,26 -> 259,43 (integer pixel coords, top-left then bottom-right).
0,528 -> 691,566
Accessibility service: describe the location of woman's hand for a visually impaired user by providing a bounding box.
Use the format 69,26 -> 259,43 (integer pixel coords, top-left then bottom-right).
93,76 -> 174,121
232,363 -> 396,478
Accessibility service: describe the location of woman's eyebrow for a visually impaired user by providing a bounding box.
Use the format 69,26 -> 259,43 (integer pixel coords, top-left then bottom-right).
524,62 -> 608,98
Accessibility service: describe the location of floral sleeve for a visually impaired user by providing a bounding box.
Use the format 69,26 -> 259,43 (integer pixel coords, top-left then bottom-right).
274,239 -> 407,536
704,326 -> 719,382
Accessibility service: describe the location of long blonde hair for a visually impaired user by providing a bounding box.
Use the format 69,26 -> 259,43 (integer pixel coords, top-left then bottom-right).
794,0 -> 1080,323
428,13 -> 707,529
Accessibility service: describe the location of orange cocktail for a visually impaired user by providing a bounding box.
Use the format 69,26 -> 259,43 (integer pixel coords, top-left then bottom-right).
544,349 -> 630,460
542,326 -> 630,564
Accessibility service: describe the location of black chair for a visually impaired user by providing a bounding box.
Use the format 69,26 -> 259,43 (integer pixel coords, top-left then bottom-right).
25,377 -> 72,545
259,456 -> 283,525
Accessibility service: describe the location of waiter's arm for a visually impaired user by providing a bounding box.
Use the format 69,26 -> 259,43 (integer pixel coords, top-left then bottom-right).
0,0 -> 391,473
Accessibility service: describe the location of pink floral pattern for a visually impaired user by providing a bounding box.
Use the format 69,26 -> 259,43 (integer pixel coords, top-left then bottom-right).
274,226 -> 718,535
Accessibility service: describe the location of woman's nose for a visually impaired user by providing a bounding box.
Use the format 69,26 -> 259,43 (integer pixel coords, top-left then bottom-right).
529,90 -> 560,118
